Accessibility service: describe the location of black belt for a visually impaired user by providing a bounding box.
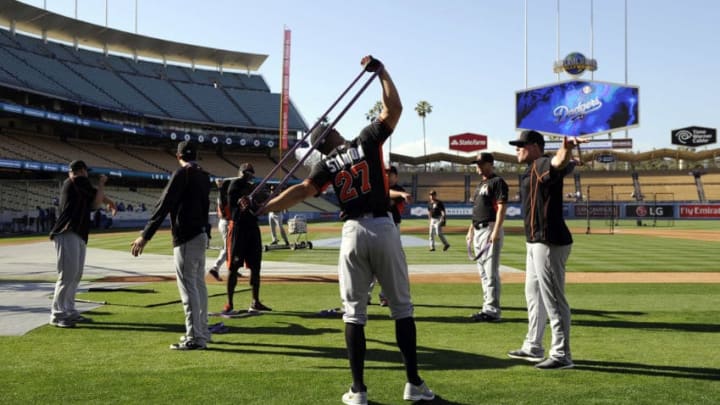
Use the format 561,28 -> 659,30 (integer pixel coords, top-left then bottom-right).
344,211 -> 389,220
473,221 -> 493,230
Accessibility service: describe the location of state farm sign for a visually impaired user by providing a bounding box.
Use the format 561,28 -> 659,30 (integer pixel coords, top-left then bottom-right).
449,133 -> 487,152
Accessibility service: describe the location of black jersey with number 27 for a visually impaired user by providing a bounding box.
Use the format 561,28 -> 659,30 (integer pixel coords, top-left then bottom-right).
308,120 -> 391,220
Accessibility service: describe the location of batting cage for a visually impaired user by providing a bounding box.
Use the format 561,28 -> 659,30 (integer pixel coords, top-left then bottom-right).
582,184 -> 618,234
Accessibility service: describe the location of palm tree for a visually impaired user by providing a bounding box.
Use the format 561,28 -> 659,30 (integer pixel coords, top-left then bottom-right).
415,100 -> 433,172
365,101 -> 388,161
365,101 -> 383,122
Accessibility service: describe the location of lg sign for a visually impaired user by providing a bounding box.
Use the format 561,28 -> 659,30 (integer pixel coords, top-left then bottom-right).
449,133 -> 487,152
625,204 -> 674,218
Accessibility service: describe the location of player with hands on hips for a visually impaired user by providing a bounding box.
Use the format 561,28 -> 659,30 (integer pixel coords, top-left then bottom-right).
244,56 -> 434,405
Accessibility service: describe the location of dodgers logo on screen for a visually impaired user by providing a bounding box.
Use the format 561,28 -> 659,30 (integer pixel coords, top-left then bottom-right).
515,80 -> 639,137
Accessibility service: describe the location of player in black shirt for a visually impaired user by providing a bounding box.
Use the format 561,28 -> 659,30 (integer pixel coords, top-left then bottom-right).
427,190 -> 450,251
253,56 -> 434,404
226,163 -> 271,314
131,141 -> 211,350
49,160 -> 113,328
506,130 -> 584,370
466,152 -> 508,322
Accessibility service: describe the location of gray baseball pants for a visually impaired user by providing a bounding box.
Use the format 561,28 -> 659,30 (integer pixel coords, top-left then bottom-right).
429,218 -> 449,249
521,242 -> 572,362
472,224 -> 503,317
174,233 -> 210,345
268,211 -> 289,244
211,218 -> 228,270
50,232 -> 86,323
339,215 -> 413,325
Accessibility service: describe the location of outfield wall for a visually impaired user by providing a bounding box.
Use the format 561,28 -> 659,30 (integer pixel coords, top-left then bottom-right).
405,202 -> 720,221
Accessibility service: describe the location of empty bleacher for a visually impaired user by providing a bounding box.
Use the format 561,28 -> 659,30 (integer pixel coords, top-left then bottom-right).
120,73 -> 209,122
67,61 -> 166,116
0,28 -> 305,130
173,81 -> 250,125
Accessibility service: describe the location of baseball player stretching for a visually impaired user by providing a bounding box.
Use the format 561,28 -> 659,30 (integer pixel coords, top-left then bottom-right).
466,152 -> 508,322
506,130 -> 583,370
252,56 -> 434,405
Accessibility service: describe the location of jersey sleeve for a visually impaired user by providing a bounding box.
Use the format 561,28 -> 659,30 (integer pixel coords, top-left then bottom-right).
358,119 -> 393,145
495,178 -> 509,203
142,168 -> 184,240
307,161 -> 332,196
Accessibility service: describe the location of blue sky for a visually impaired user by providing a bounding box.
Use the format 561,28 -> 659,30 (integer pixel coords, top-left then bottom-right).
19,0 -> 720,157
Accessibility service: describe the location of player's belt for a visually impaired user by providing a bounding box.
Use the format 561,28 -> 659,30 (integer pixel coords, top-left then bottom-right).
345,211 -> 389,220
473,221 -> 494,230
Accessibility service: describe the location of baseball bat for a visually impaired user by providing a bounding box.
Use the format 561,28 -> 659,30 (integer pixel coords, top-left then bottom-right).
75,298 -> 107,305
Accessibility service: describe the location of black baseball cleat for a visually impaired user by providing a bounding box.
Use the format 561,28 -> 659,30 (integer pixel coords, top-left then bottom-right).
249,301 -> 272,313
507,349 -> 544,363
470,312 -> 500,322
208,268 -> 222,282
443,244 -> 451,251
535,358 -> 574,370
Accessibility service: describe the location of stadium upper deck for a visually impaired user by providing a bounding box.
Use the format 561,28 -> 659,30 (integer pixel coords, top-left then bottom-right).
0,0 -> 307,132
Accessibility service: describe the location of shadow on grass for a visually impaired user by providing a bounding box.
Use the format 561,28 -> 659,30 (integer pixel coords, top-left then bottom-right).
575,359 -> 720,381
82,319 -> 339,337
208,338 -> 517,372
85,288 -> 251,308
414,304 -> 645,318
572,319 -> 720,333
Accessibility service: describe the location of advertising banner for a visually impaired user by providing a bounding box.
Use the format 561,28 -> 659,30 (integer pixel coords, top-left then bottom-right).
449,133 -> 487,152
574,204 -> 619,218
679,204 -> 720,218
671,126 -> 716,147
516,80 -> 639,137
624,204 -> 674,218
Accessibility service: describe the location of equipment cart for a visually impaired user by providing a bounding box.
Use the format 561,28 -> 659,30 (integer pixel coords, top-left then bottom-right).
288,215 -> 313,250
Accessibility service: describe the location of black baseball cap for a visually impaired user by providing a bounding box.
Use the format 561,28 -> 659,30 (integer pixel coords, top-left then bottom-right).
239,163 -> 255,174
470,152 -> 494,165
69,160 -> 89,172
509,130 -> 545,148
177,140 -> 197,161
429,189 -> 437,195
387,166 -> 398,175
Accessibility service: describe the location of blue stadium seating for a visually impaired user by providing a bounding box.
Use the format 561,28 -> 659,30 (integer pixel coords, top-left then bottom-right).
104,55 -> 138,74
165,64 -> 191,81
0,28 -> 306,131
0,47 -> 72,98
121,72 -> 208,122
0,65 -> 23,87
237,74 -> 270,91
173,81 -> 253,125
0,29 -> 18,48
186,68 -> 238,88
6,47 -> 122,109
66,61 -> 165,116
225,88 -> 282,129
43,41 -> 82,63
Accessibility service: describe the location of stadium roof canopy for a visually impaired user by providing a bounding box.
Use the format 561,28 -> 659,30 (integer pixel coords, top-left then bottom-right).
0,0 -> 267,71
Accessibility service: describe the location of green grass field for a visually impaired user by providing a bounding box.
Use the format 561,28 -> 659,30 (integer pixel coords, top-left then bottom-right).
1,282 -> 718,404
1,219 -> 719,403
5,218 -> 713,272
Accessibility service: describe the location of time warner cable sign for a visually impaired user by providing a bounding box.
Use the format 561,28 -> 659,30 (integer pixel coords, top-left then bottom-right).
516,80 -> 639,137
